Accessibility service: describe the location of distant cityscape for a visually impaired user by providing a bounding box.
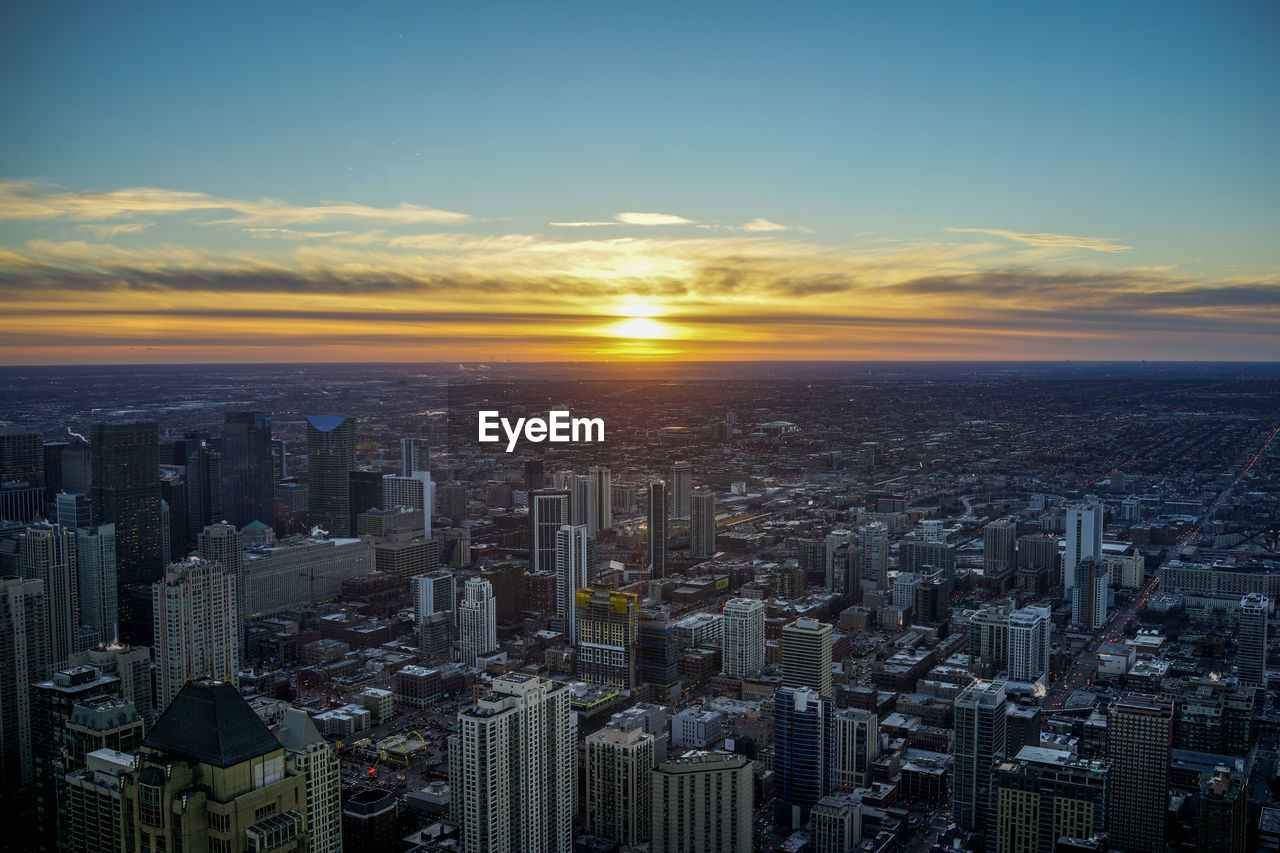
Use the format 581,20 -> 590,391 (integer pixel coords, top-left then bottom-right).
0,362 -> 1276,853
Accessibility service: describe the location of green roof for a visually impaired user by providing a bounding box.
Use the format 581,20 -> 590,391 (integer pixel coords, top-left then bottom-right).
144,680 -> 282,768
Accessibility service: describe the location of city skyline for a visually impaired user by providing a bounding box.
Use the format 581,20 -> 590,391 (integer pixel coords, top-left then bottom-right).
2,2 -> 1277,364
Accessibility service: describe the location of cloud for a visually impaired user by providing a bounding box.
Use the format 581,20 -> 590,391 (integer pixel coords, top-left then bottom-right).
243,227 -> 355,240
613,212 -> 695,226
77,222 -> 155,238
549,221 -> 617,228
0,181 -> 473,226
945,227 -> 1129,252
740,217 -> 790,232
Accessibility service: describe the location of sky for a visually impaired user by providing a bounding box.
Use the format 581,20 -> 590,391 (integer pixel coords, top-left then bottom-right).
1,1 -> 1277,364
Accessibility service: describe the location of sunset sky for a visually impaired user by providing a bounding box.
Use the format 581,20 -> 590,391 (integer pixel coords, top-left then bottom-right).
2,2 -> 1277,363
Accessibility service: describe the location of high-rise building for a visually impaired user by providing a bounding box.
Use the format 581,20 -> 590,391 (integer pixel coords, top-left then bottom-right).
1239,593 -> 1269,687
524,459 -> 544,491
584,723 -> 655,847
781,617 -> 833,697
178,430 -> 222,538
1106,694 -> 1174,853
413,570 -> 457,657
42,441 -> 68,513
1007,605 -> 1051,683
0,425 -> 44,523
1070,556 -> 1108,630
382,470 -> 433,536
56,491 -> 93,530
68,643 -> 153,725
343,787 -> 399,849
983,517 -> 1018,575
1065,501 -> 1103,594
774,687 -> 834,829
459,577 -> 498,668
1017,533 -> 1060,583
992,745 -> 1111,853
859,522 -> 889,586
306,415 -> 356,536
722,598 -> 765,678
158,468 -> 189,559
812,794 -> 863,853
555,523 -> 590,636
528,489 -> 569,574
222,411 -> 274,528
953,679 -> 1007,834
276,707 -> 343,853
450,674 -> 575,853
19,522 -> 79,668
152,557 -> 239,710
646,480 -> 667,577
64,748 -> 137,853
197,521 -> 244,648
90,421 -> 162,640
75,524 -> 117,647
669,461 -> 692,520
899,538 -> 956,580
650,751 -> 753,853
832,708 -> 879,791
400,437 -> 429,476
439,480 -> 468,525
0,577 -> 48,790
1196,766 -> 1248,853
589,466 -> 612,532
565,472 -> 599,538
575,588 -> 640,689
120,680 -> 313,853
691,489 -> 716,558
969,602 -> 1012,677
824,529 -> 853,591
347,468 -> 383,534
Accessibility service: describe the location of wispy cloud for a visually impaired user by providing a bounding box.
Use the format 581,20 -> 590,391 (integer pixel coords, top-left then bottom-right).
945,227 -> 1130,252
77,222 -> 154,238
549,221 -> 617,228
612,212 -> 695,226
740,217 -> 790,232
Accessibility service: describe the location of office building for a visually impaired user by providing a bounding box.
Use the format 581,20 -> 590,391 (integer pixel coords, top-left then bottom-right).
953,679 -> 1007,834
75,524 -> 117,647
796,537 -> 827,587
152,557 -> 239,710
859,522 -> 889,586
413,570 -> 456,656
983,517 -> 1018,574
277,707 -> 343,853
691,489 -> 716,558
222,411 -> 274,528
832,708 -> 879,791
589,466 -> 612,532
400,437 -> 429,476
56,491 -> 92,530
812,794 -> 863,853
1071,557 -> 1108,630
781,617 -> 833,697
647,480 -> 667,577
650,751 -> 753,853
0,425 -> 43,522
1065,501 -> 1103,594
120,680 -> 312,853
575,588 -> 640,689
992,746 -> 1110,853
450,674 -> 575,853
722,597 -> 765,678
158,469 -> 189,560
439,480 -> 468,525
69,643 -> 153,725
969,602 -> 1012,677
64,748 -> 136,853
584,723 -> 655,847
1197,766 -> 1248,853
382,469 -> 433,536
774,687 -> 834,829
1239,592 -> 1269,686
0,577 -> 48,789
347,468 -> 383,534
1007,605 -> 1051,683
306,414 -> 356,536
1017,533 -> 1061,583
528,489 -> 569,574
1106,694 -> 1174,853
178,430 -> 222,539
555,523 -> 590,636
899,538 -> 956,580
244,532 -> 372,617
343,787 -> 399,849
459,577 -> 498,668
90,421 -> 162,639
19,522 -> 79,669
670,461 -> 692,520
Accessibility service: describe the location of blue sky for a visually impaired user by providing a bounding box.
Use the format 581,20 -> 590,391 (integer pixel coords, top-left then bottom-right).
1,1 -> 1277,362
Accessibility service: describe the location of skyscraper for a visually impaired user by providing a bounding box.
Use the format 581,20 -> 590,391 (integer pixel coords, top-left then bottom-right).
1239,592 -> 1269,687
774,687 -> 834,829
19,522 -> 79,669
90,421 -> 162,639
451,674 -> 575,853
221,411 -> 274,528
458,577 -> 498,668
1106,694 -> 1173,853
722,597 -> 766,678
1007,605 -> 1051,683
575,588 -> 640,689
152,557 -> 239,710
528,489 -> 569,574
0,425 -> 44,523
179,430 -> 222,538
992,746 -> 1111,853
555,523 -> 590,637
413,570 -> 456,657
832,708 -> 879,791
983,517 -> 1018,575
781,617 -> 833,697
55,491 -> 93,530
276,707 -> 343,853
650,751 -> 753,853
400,436 -> 429,476
584,723 -> 655,847
1065,501 -> 1103,594
646,480 -> 667,578
382,469 -> 433,536
669,461 -> 692,520
1070,556 -> 1108,630
859,522 -> 889,586
589,466 -> 612,532
0,577 -> 48,790
197,521 -> 244,649
306,415 -> 356,536
690,489 -> 716,558
75,524 -> 117,647
953,679 -> 1007,835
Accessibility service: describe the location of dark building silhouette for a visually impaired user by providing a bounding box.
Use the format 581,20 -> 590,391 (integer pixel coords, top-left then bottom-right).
343,787 -> 399,850
306,415 -> 356,536
647,480 -> 667,578
222,411 -> 274,528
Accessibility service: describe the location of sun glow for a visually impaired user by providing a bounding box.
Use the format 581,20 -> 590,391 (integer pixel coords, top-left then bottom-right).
613,316 -> 669,339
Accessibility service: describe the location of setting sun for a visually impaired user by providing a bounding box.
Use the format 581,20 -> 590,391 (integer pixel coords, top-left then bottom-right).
612,316 -> 669,339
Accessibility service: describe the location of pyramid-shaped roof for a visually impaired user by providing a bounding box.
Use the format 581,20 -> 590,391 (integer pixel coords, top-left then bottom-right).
144,680 -> 282,768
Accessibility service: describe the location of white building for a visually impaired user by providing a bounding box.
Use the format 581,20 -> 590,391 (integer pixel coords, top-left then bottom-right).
152,557 -> 239,710
19,523 -> 79,669
1065,501 -> 1103,594
722,598 -> 765,678
860,522 -> 889,586
1007,606 -> 1051,683
555,524 -> 590,637
276,708 -> 342,853
672,707 -> 726,748
458,577 -> 498,668
75,524 -> 117,647
383,470 -> 433,537
832,709 -> 879,791
675,611 -> 724,648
